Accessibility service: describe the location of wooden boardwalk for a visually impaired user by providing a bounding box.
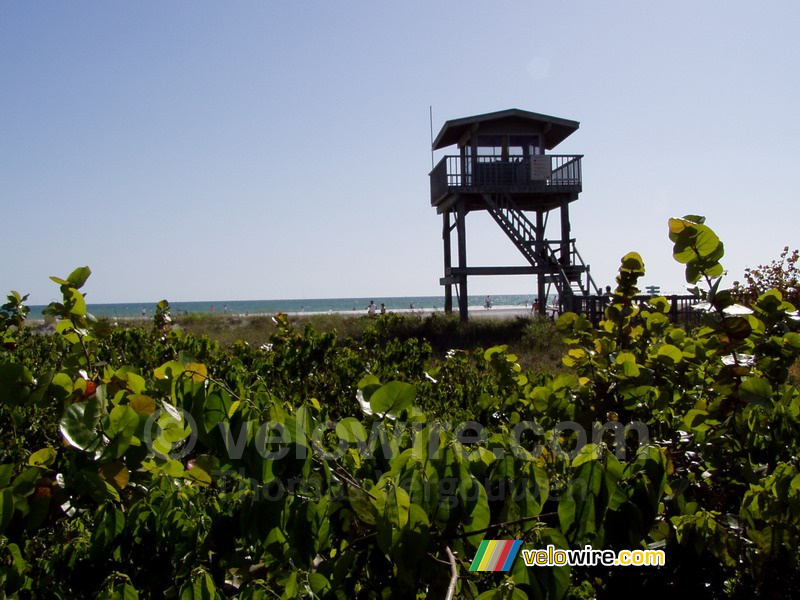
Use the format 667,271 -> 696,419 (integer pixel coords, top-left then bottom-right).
570,294 -> 703,327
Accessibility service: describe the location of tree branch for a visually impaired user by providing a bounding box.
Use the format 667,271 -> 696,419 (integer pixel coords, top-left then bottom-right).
444,546 -> 458,600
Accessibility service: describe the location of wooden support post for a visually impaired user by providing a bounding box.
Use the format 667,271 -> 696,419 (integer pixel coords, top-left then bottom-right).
456,200 -> 468,321
535,211 -> 546,316
560,201 -> 571,267
443,211 -> 453,313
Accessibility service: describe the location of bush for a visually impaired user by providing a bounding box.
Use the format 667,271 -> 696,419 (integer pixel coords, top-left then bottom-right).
1,216 -> 799,598
732,245 -> 800,308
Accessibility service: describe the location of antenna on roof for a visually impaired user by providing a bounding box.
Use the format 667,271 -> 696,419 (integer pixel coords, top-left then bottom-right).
429,105 -> 434,170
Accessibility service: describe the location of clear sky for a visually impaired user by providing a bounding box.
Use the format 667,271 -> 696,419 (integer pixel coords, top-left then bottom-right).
2,1 -> 798,304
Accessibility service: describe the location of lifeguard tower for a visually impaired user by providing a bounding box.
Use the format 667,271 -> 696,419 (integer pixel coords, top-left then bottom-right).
429,109 -> 598,320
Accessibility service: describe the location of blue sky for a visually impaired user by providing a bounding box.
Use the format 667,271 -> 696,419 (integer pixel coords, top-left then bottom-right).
2,1 -> 798,304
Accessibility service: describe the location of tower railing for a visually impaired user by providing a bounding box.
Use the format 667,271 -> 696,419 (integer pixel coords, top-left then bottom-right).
430,154 -> 582,201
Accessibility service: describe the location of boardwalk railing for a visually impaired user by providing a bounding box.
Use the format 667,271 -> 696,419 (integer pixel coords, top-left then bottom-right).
569,294 -> 704,326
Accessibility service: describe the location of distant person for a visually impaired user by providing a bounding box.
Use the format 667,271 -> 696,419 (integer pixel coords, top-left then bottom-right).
532,298 -> 540,314
605,285 -> 613,296
380,303 -> 386,315
210,305 -> 215,314
366,300 -> 377,316
223,304 -> 229,315
141,306 -> 146,318
484,295 -> 492,309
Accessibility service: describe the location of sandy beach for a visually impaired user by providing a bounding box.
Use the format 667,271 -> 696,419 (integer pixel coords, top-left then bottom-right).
281,304 -> 554,321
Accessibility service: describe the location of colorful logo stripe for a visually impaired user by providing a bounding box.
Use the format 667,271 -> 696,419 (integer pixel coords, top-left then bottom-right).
469,540 -> 522,571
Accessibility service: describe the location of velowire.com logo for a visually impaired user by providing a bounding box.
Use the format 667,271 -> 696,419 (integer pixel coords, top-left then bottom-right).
469,540 -> 523,572
469,540 -> 666,571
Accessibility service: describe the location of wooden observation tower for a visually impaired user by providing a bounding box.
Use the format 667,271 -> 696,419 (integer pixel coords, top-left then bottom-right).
429,108 -> 599,320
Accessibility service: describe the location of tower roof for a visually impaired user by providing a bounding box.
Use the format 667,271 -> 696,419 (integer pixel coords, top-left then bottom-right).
432,108 -> 579,151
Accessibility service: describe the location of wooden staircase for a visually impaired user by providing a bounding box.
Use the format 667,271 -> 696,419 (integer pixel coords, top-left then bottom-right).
482,193 -> 599,303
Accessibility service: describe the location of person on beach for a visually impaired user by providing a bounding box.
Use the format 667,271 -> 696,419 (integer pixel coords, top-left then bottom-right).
532,297 -> 540,315
484,295 -> 492,309
366,301 -> 377,316
380,303 -> 386,315
141,306 -> 146,318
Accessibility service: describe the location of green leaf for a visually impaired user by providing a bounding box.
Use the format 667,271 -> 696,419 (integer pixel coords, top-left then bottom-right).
648,296 -> 671,313
370,381 -> 416,417
154,361 -> 186,380
349,487 -> 378,525
683,408 -> 708,429
67,266 -> 92,289
11,467 -> 41,495
558,489 -> 576,536
383,483 -> 411,530
280,573 -> 299,600
0,464 -> 13,488
129,394 -> 156,415
185,465 -> 212,486
462,479 -> 490,548
66,287 -> 87,316
0,489 -> 14,533
572,443 -> 602,467
100,462 -> 130,490
475,589 -> 504,600
115,368 -> 146,394
202,391 -> 232,433
619,252 -> 645,275
50,372 -> 74,397
784,332 -> 800,349
692,225 -> 721,258
90,503 -> 125,557
60,397 -> 103,451
335,417 -> 367,443
107,405 -> 139,440
740,377 -> 773,407
615,352 -> 640,377
656,344 -> 683,365
179,569 -> 217,600
484,345 -> 509,360
158,412 -> 190,443
28,447 -> 57,468
683,214 -> 706,224
309,573 -> 331,596
99,583 -> 140,600
106,405 -> 140,458
721,316 -> 752,341
357,374 -> 380,388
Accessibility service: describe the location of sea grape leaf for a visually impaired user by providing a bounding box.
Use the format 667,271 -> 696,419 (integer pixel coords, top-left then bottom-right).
66,266 -> 91,289
370,381 -> 416,418
60,397 -> 102,451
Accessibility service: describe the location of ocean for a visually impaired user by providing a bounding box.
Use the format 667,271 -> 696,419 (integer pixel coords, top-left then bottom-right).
26,294 -> 554,320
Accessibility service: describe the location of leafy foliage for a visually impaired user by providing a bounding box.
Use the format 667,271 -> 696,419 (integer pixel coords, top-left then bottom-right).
0,217 -> 799,598
732,245 -> 800,308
